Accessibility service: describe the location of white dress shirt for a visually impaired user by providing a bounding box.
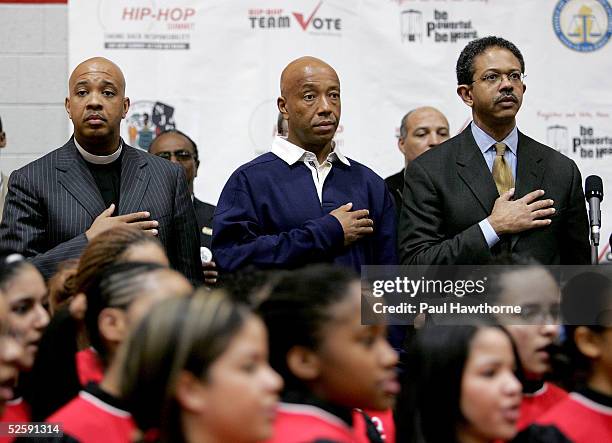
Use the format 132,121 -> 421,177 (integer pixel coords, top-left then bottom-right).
270,136 -> 350,204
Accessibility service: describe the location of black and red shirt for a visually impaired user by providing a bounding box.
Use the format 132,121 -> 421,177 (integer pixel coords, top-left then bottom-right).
535,387 -> 612,442
75,348 -> 104,386
517,381 -> 567,430
46,383 -> 136,443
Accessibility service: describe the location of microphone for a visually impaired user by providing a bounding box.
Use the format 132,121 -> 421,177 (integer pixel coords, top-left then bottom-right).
585,175 -> 603,246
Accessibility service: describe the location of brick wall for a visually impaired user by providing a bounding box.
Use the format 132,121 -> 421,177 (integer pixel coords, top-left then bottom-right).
0,2 -> 68,176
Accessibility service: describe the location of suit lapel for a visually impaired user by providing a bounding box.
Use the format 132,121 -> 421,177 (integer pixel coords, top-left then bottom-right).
118,145 -> 149,215
456,127 -> 499,214
513,132 -> 545,200
510,132 -> 545,250
56,140 -> 106,219
0,173 -> 8,204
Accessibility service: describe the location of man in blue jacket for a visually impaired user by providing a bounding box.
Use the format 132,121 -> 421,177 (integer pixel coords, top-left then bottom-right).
212,56 -> 397,273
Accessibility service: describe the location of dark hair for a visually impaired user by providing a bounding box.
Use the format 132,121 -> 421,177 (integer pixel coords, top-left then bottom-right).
456,36 -> 525,85
257,265 -> 358,391
151,129 -> 199,165
399,110 -> 415,139
220,268 -> 286,306
63,226 -> 163,298
558,271 -> 612,389
121,291 -> 250,443
0,253 -> 34,292
84,261 -> 166,365
395,324 -> 518,443
48,259 -> 79,314
478,254 -> 546,304
0,115 -> 3,132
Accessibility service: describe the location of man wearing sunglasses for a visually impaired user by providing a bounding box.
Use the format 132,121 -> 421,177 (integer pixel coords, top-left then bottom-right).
398,36 -> 589,265
149,130 -> 218,284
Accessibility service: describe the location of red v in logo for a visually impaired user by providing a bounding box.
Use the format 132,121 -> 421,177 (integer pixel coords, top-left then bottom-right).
293,1 -> 323,31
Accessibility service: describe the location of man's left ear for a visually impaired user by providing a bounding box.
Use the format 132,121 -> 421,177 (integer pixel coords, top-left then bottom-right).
0,132 -> 6,148
522,83 -> 527,94
122,97 -> 130,118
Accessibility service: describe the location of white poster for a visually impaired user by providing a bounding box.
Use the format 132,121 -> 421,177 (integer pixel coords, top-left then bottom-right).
69,0 -> 612,261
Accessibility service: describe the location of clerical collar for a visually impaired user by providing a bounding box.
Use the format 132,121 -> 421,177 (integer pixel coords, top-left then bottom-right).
74,137 -> 123,165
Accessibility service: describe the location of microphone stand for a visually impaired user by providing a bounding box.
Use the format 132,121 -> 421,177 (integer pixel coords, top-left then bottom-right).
585,175 -> 603,265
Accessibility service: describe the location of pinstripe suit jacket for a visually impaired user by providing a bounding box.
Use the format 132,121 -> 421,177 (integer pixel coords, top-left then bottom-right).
0,173 -> 8,225
0,138 -> 202,283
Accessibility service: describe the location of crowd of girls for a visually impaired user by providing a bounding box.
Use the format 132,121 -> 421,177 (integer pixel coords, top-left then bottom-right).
0,243 -> 609,442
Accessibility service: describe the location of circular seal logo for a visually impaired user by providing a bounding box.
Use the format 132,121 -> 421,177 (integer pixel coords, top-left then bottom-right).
553,0 -> 612,52
123,100 -> 176,151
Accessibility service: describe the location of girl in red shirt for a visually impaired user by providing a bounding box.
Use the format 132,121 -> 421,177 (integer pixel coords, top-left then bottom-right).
121,291 -> 283,443
480,263 -> 568,429
0,292 -> 22,417
395,324 -> 523,443
528,272 -> 612,443
258,265 -> 399,443
0,253 -> 50,442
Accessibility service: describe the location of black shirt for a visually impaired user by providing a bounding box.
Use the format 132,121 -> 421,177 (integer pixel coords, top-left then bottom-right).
85,151 -> 123,208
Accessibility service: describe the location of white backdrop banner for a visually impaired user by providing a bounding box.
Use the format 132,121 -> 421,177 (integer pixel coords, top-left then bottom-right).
68,0 -> 612,261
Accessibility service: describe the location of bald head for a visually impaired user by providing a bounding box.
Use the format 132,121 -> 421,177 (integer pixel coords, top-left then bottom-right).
277,56 -> 341,154
69,57 -> 126,94
398,106 -> 449,165
65,57 -> 130,155
280,56 -> 338,96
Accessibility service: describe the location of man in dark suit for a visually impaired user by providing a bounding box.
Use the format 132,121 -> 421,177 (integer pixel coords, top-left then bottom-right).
148,130 -> 215,249
399,36 -> 590,265
385,106 -> 449,218
0,57 -> 202,282
149,129 -> 217,284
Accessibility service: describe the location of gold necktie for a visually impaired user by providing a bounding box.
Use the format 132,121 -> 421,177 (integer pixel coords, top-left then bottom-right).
492,142 -> 514,195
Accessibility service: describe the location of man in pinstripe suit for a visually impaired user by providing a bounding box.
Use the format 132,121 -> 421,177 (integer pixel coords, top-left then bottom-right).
0,57 -> 202,283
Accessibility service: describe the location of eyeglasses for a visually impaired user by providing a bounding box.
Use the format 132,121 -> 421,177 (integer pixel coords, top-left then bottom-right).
154,150 -> 194,162
511,303 -> 560,324
471,71 -> 526,86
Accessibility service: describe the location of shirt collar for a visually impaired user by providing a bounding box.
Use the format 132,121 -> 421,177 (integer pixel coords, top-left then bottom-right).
74,137 -> 123,165
270,136 -> 350,166
281,389 -> 353,427
470,121 -> 518,156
